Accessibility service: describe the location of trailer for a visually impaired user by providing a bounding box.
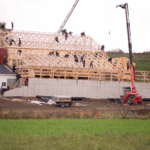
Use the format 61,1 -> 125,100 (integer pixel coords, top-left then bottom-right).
52,95 -> 73,107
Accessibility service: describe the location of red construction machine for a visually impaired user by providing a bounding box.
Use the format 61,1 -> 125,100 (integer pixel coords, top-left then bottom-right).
116,3 -> 143,104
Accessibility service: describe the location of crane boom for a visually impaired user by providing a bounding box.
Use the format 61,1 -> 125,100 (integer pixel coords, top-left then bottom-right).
58,0 -> 79,33
116,3 -> 133,66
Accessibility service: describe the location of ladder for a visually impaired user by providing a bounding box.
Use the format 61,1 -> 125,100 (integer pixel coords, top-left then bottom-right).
58,0 -> 80,33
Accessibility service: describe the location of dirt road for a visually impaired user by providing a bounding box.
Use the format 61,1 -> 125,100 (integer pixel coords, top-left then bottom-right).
0,97 -> 150,115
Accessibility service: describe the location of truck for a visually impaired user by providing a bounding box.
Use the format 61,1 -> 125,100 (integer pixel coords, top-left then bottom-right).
52,95 -> 74,107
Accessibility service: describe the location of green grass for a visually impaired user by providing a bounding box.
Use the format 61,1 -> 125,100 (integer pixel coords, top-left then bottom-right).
0,119 -> 150,150
134,60 -> 150,71
0,133 -> 150,150
107,52 -> 150,71
0,119 -> 150,134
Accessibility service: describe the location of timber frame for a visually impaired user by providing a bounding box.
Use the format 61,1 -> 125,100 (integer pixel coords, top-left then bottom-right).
1,29 -> 149,82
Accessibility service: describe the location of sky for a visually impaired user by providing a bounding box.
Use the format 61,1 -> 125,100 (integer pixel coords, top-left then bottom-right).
0,0 -> 150,53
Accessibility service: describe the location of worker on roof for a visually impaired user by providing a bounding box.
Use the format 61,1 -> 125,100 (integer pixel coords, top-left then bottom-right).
74,54 -> 77,58
101,45 -> 105,51
11,22 -> 14,30
83,60 -> 85,68
74,57 -> 78,63
62,29 -> 67,35
81,32 -> 85,37
90,60 -> 93,68
80,54 -> 84,62
64,54 -> 69,58
17,50 -> 22,55
108,57 -> 112,63
55,37 -> 59,42
126,61 -> 129,70
18,38 -> 21,47
12,65 -> 15,73
1,24 -> 5,30
69,32 -> 73,35
9,39 -> 16,46
56,51 -> 59,56
65,32 -> 68,40
49,51 -> 54,55
3,56 -> 6,65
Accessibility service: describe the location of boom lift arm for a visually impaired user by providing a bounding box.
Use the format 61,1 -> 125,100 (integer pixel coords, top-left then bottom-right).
58,0 -> 80,33
116,3 -> 143,104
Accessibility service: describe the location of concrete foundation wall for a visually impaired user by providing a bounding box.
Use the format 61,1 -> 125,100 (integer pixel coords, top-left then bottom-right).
4,78 -> 150,98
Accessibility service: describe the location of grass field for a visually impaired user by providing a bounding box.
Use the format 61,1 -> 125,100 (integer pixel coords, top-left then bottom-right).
107,52 -> 150,71
0,119 -> 150,150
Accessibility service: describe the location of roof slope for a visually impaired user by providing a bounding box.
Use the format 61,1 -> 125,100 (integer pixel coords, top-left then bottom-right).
0,64 -> 15,75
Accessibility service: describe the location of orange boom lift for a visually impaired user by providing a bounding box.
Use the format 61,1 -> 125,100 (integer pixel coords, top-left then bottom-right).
116,3 -> 143,104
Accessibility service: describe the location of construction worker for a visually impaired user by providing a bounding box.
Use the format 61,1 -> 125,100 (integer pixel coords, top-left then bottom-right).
108,57 -> 112,63
18,38 -> 21,47
9,39 -> 16,46
7,85 -> 10,91
55,37 -> 59,42
90,60 -> 93,68
61,29 -> 67,35
95,53 -> 98,57
1,86 -> 3,95
80,54 -> 84,62
16,74 -> 21,81
13,65 -> 16,73
126,61 -> 129,70
83,60 -> 85,67
17,50 -> 22,55
49,51 -> 54,55
11,22 -> 14,30
1,24 -> 5,30
64,54 -> 69,58
3,56 -> 6,65
101,45 -> 105,51
74,57 -> 78,63
74,54 -> 77,58
65,32 -> 68,40
69,32 -> 73,35
56,51 -> 59,56
81,32 -> 85,37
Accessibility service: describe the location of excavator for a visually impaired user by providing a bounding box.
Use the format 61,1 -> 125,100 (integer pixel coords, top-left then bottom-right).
116,3 -> 143,104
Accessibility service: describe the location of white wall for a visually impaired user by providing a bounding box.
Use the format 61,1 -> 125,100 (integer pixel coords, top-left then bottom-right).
4,78 -> 150,99
0,75 -> 16,88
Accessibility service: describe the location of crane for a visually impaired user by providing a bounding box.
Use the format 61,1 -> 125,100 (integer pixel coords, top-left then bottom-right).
58,0 -> 80,33
116,3 -> 143,104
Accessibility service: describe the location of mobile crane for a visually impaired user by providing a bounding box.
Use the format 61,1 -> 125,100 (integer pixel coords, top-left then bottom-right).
116,3 -> 143,104
58,0 -> 79,33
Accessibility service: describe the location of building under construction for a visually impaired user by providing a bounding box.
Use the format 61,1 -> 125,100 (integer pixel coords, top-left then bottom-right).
0,28 -> 132,82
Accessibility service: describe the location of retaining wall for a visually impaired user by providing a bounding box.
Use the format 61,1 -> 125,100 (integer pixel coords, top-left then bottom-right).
4,78 -> 150,98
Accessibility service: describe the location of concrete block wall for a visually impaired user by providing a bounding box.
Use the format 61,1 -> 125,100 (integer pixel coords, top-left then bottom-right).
4,78 -> 150,98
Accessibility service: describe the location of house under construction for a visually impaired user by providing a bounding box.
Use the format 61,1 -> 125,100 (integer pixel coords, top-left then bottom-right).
0,29 -> 131,81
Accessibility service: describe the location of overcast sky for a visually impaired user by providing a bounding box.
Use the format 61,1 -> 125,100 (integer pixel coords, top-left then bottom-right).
0,0 -> 150,53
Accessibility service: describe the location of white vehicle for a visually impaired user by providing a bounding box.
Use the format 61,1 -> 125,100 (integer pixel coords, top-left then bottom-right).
52,95 -> 73,107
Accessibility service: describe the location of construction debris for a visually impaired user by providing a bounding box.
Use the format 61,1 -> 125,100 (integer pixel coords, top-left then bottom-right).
12,99 -> 25,102
47,100 -> 56,105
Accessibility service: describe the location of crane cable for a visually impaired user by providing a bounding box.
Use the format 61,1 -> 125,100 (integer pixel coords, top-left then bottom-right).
106,1 -> 114,52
